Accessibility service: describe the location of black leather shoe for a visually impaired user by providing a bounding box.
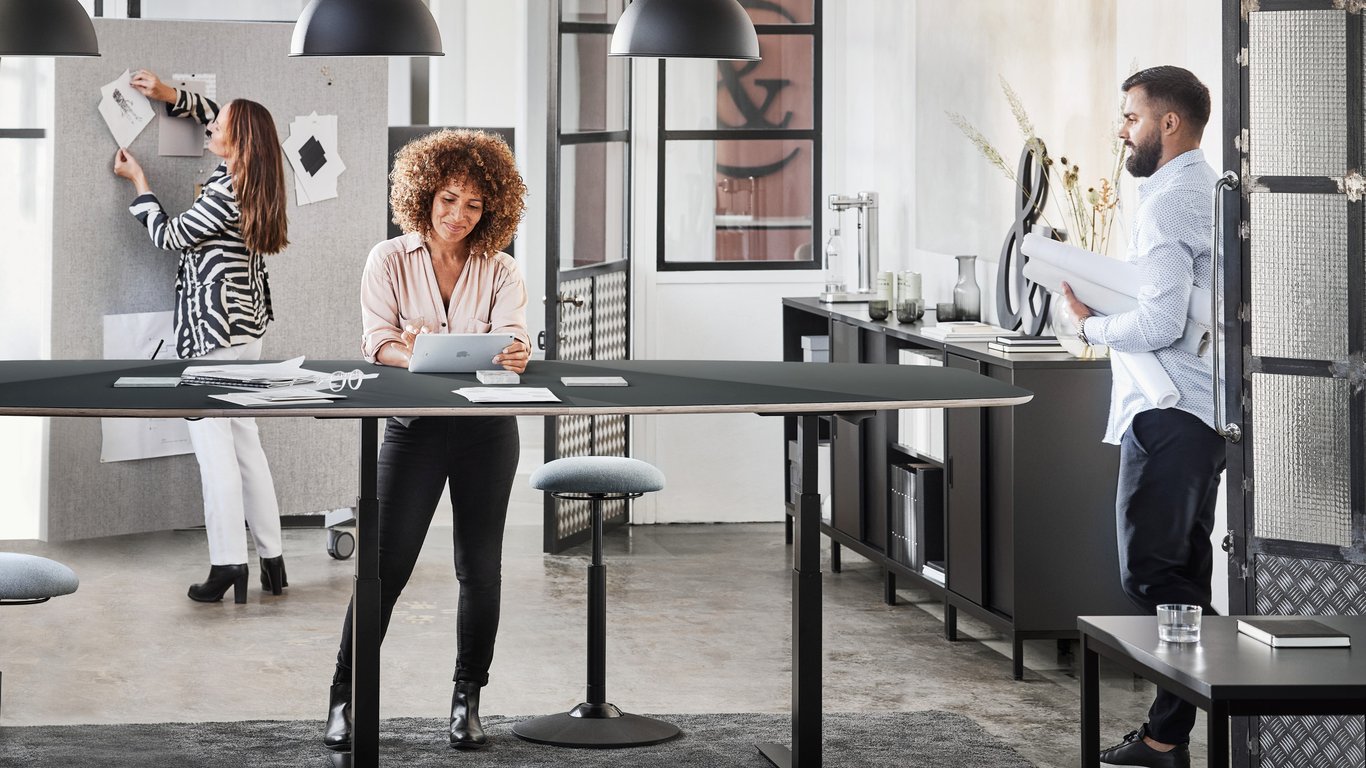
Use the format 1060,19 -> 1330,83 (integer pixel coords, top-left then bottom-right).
259,555 -> 288,595
323,667 -> 352,752
1099,725 -> 1190,768
449,680 -> 487,749
187,564 -> 248,604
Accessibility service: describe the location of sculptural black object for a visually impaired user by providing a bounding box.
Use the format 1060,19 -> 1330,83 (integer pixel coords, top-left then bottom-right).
996,143 -> 1052,335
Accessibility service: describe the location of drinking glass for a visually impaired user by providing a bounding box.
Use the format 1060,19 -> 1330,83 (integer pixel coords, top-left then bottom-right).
1157,604 -> 1202,643
867,299 -> 891,321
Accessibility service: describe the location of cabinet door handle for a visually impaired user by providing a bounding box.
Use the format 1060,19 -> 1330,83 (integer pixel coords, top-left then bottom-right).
946,456 -> 953,488
1210,171 -> 1241,443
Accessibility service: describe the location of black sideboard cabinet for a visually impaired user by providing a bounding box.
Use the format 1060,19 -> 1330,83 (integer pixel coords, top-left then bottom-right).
781,297 -> 1137,679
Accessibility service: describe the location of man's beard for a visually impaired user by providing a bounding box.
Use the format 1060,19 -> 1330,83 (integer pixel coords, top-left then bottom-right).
1125,134 -> 1162,177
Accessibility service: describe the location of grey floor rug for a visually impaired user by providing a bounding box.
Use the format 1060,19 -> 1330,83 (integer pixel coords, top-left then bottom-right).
0,711 -> 1034,767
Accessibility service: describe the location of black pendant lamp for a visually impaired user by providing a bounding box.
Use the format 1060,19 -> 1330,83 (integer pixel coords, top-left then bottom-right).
609,0 -> 759,61
0,0 -> 99,57
290,0 -> 443,57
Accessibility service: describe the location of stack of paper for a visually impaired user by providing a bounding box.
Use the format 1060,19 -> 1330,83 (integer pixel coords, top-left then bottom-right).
210,387 -> 346,406
180,356 -> 333,390
920,322 -> 1020,343
453,387 -> 561,403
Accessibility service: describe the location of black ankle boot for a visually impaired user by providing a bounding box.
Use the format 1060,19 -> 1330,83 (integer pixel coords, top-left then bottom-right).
187,564 -> 248,604
259,555 -> 288,595
323,667 -> 352,752
449,681 -> 487,749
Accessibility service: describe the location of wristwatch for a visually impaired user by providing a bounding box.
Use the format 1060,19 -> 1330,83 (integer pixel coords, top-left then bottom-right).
1076,316 -> 1091,346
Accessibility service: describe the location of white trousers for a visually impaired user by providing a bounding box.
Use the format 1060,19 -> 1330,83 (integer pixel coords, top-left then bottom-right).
184,338 -> 283,565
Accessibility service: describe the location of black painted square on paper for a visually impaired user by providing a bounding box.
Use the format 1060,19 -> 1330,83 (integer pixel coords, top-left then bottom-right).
298,135 -> 327,176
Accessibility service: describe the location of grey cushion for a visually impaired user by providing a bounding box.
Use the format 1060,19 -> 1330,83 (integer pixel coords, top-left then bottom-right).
530,456 -> 665,495
0,553 -> 79,601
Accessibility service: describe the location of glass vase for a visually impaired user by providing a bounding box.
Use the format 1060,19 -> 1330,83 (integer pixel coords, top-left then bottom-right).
953,255 -> 981,322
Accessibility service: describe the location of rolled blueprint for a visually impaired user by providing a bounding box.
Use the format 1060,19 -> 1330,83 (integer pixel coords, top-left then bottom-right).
1021,233 -> 1212,327
1023,260 -> 1208,356
1111,350 -> 1180,409
1021,233 -> 1212,356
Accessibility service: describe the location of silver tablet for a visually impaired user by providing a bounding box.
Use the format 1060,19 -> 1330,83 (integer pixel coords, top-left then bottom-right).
408,333 -> 516,373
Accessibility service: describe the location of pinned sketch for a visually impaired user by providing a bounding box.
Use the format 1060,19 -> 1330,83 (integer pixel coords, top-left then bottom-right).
100,311 -> 193,463
98,69 -> 155,148
158,74 -> 216,157
281,111 -> 346,205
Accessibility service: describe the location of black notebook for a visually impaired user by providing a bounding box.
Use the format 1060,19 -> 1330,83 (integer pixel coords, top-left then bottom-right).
1236,617 -> 1351,648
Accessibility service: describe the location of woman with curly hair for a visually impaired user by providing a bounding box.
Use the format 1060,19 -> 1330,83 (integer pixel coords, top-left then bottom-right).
324,129 -> 530,753
111,69 -> 291,605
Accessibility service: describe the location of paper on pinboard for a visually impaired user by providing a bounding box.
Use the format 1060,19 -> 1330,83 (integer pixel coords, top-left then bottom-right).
100,310 -> 192,463
281,112 -> 345,205
98,69 -> 156,148
158,76 -> 212,157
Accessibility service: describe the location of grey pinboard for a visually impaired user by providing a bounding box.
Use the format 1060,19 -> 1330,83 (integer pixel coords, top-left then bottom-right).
48,18 -> 387,540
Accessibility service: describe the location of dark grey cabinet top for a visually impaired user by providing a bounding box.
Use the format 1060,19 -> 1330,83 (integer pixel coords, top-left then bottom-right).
783,297 -> 1111,370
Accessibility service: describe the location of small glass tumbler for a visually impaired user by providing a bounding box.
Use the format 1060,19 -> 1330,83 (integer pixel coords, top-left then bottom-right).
935,302 -> 957,322
896,298 -> 924,324
1157,604 -> 1202,643
868,299 -> 891,321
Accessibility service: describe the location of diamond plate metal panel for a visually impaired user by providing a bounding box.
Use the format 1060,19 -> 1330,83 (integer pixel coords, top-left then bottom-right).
1253,554 -> 1366,768
557,276 -> 594,361
1248,10 -> 1347,177
1250,374 -> 1352,547
594,270 -> 629,361
554,414 -> 594,538
1249,194 -> 1349,360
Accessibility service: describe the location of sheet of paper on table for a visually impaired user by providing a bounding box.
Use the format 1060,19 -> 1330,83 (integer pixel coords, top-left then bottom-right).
453,387 -> 561,403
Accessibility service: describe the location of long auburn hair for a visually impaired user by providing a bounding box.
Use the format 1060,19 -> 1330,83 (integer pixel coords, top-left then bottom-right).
224,99 -> 289,255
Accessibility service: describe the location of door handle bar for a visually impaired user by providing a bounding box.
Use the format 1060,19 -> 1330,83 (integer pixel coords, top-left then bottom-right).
1211,171 -> 1241,444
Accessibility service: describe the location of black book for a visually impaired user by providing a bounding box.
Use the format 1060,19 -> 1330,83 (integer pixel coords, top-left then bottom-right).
992,335 -> 1061,346
1236,617 -> 1351,648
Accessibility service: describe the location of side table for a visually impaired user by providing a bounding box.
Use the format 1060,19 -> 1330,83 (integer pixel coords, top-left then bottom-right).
1079,615 -> 1366,767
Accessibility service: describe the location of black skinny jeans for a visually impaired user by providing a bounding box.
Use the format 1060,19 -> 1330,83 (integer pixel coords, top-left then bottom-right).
337,415 -> 520,687
1116,408 -> 1226,745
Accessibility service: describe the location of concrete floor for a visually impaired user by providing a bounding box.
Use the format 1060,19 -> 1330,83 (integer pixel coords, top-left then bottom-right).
0,513 -> 1207,768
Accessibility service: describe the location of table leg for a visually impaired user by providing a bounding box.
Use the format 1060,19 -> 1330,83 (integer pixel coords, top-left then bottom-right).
1208,701 -> 1229,768
349,418 -> 382,768
1080,633 -> 1099,768
758,413 -> 822,768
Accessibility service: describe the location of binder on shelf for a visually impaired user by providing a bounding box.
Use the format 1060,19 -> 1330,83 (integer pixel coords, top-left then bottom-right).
801,335 -> 830,363
889,463 -> 944,572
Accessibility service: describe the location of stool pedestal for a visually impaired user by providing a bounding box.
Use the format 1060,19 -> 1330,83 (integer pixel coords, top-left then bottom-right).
512,490 -> 681,748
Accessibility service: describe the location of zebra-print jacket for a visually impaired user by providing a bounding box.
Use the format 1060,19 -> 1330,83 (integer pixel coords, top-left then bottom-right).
128,89 -> 274,359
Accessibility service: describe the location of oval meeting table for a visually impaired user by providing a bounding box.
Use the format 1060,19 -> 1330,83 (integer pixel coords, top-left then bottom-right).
0,357 -> 1031,768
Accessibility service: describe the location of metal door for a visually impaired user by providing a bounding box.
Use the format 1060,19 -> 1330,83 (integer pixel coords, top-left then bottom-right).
543,0 -> 634,553
1225,2 -> 1366,764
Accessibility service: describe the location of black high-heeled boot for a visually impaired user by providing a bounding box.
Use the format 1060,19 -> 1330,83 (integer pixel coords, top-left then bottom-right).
449,680 -> 487,749
259,555 -> 288,595
187,564 -> 248,604
323,666 -> 352,752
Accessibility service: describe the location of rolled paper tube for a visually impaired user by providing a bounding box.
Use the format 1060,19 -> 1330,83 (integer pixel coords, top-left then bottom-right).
1023,260 -> 1210,357
1112,350 -> 1180,409
1021,233 -> 1212,328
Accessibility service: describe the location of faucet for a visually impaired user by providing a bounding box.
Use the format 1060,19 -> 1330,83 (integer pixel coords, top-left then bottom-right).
828,192 -> 879,294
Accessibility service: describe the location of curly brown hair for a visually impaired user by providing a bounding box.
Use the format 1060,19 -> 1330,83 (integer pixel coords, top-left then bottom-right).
389,129 -> 527,255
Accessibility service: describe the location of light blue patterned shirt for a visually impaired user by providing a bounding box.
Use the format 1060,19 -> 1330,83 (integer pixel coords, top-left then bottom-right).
1081,149 -> 1218,445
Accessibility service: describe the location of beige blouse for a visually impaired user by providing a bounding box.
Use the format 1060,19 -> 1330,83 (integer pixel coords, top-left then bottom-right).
360,232 -> 530,362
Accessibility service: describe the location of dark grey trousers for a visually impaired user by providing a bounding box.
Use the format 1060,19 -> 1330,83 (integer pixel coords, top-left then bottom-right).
1116,407 -> 1226,745
337,415 -> 520,687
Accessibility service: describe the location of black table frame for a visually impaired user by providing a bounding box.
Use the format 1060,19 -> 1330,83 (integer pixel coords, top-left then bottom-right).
1079,615 -> 1366,768
0,359 -> 1030,768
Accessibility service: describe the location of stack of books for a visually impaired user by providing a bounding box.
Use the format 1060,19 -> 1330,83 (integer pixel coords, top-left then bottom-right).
987,335 -> 1068,355
920,322 -> 1019,343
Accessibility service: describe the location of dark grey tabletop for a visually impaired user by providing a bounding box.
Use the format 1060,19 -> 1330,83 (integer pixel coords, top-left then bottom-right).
0,358 -> 1032,418
1079,615 -> 1366,703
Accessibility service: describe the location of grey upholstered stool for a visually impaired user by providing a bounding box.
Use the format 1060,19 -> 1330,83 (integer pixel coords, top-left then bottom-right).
0,552 -> 79,719
512,456 -> 680,748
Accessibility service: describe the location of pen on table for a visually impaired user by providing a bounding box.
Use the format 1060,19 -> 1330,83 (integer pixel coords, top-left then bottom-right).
150,339 -> 164,360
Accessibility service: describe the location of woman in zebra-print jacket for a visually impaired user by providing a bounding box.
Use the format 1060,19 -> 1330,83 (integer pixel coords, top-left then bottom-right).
112,69 -> 291,607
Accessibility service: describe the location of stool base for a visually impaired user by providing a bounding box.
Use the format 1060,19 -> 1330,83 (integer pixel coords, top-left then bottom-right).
512,702 -> 681,748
